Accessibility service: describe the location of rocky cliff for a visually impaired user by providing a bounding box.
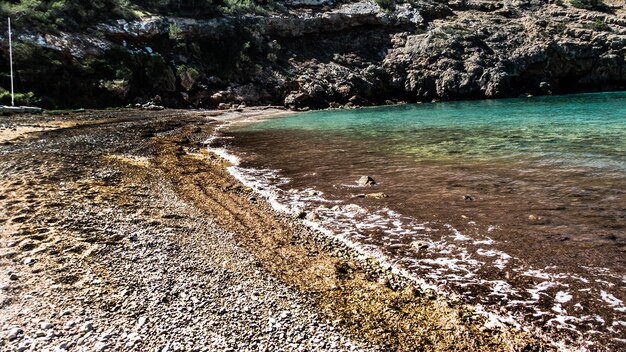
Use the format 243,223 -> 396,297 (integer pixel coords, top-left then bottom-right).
1,0 -> 625,109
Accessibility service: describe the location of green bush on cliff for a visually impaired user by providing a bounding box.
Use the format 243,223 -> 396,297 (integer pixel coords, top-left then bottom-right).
583,18 -> 612,31
0,0 -> 286,33
0,0 -> 230,32
0,0 -> 132,31
0,88 -> 40,106
220,0 -> 276,15
131,0 -> 218,17
176,65 -> 201,91
570,0 -> 611,12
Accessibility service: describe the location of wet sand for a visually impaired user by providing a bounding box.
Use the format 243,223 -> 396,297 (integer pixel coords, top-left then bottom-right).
0,108 -> 553,351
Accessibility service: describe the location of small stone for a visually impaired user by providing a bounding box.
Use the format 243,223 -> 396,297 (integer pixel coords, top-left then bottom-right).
305,212 -> 318,221
137,316 -> 147,328
125,332 -> 141,348
9,273 -> 19,281
357,176 -> 376,186
76,331 -> 91,345
64,320 -> 77,330
56,341 -> 68,351
23,257 -> 35,265
80,321 -> 93,332
99,330 -> 113,341
463,194 -> 474,201
40,322 -> 53,330
16,342 -> 30,352
8,327 -> 23,341
95,341 -> 109,351
279,311 -> 291,319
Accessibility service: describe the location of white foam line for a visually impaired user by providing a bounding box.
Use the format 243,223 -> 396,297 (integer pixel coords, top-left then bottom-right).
445,224 -> 472,241
601,291 -> 626,312
556,291 -> 574,304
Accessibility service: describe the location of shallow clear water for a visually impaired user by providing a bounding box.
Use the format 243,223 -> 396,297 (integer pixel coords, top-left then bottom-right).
213,92 -> 626,349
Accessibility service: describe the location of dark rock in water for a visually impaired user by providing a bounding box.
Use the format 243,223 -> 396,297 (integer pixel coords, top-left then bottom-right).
463,194 -> 474,201
285,92 -> 315,110
539,81 -> 552,94
412,241 -> 429,251
357,176 -> 376,186
292,210 -> 307,219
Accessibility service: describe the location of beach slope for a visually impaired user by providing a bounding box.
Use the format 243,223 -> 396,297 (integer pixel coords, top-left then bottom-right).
0,109 -> 552,351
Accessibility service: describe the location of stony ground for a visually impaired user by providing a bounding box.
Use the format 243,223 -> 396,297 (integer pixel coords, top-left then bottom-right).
0,109 -> 554,351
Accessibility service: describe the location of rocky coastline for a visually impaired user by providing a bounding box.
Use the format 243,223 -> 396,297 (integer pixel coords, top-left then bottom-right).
0,108 -> 556,351
0,0 -> 625,109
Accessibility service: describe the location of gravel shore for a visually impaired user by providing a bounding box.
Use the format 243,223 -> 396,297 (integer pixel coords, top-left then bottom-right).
0,109 -> 553,351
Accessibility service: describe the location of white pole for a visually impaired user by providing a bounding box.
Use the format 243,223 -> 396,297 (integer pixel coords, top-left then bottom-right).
8,17 -> 14,106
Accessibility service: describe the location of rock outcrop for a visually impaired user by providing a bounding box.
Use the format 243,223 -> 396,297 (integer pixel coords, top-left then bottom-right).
0,0 -> 624,108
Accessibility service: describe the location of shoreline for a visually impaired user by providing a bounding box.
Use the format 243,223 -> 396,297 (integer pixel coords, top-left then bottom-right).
1,108 -> 555,351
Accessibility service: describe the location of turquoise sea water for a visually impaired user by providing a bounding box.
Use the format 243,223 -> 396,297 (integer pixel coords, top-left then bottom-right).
241,92 -> 626,170
216,92 -> 626,349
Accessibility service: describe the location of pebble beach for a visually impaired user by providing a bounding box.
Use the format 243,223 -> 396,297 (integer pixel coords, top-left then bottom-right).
0,108 -> 553,351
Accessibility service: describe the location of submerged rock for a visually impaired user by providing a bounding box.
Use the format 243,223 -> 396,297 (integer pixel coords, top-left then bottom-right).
357,176 -> 376,186
343,204 -> 367,214
292,209 -> 307,219
365,192 -> 388,199
305,212 -> 319,221
412,241 -> 429,251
